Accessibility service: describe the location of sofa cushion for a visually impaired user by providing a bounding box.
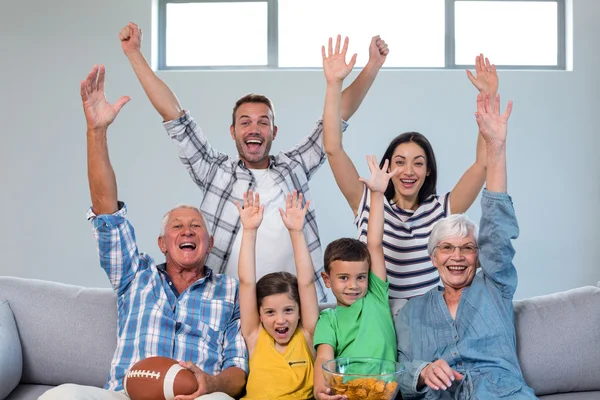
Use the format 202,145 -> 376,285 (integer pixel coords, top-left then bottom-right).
0,300 -> 22,399
0,277 -> 117,388
514,285 -> 600,396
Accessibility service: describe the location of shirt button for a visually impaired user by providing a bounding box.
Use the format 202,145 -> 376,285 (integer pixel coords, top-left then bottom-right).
453,352 -> 457,356
453,335 -> 458,340
458,362 -> 463,367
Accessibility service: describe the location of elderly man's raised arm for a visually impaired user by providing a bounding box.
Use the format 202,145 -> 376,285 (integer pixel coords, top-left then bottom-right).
475,93 -> 518,296
81,65 -> 130,215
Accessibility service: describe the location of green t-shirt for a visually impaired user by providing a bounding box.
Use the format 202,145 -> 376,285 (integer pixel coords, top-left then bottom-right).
314,271 -> 397,362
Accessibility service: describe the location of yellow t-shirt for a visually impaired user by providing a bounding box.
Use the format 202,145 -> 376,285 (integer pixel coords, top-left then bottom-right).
242,326 -> 315,399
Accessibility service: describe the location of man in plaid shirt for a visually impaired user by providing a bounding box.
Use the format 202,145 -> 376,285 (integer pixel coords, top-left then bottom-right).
41,66 -> 246,400
120,23 -> 389,303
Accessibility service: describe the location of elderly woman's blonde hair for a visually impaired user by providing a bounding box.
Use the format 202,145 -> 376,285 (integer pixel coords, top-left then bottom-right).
427,214 -> 479,256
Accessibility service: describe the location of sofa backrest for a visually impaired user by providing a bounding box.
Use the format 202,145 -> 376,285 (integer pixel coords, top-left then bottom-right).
0,277 -> 117,387
514,285 -> 600,396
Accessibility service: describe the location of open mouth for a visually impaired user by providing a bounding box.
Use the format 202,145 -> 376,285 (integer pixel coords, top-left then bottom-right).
179,242 -> 197,252
400,179 -> 417,188
447,265 -> 467,274
274,327 -> 289,337
245,138 -> 263,152
344,293 -> 360,299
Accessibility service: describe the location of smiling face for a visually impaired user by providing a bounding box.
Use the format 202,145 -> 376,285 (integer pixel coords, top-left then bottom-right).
259,292 -> 300,346
157,207 -> 213,271
230,102 -> 277,169
389,141 -> 430,209
431,234 -> 478,292
322,260 -> 370,307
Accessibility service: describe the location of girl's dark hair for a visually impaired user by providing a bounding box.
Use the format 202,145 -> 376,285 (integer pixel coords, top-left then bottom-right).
379,132 -> 438,205
256,272 -> 300,308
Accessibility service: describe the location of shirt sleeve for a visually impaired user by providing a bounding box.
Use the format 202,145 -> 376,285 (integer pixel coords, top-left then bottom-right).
283,117 -> 349,180
367,270 -> 390,304
478,190 -> 519,298
163,110 -> 231,190
395,305 -> 431,399
313,309 -> 337,351
220,284 -> 249,373
87,202 -> 147,295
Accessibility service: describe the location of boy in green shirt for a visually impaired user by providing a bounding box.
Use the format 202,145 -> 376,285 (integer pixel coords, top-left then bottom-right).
313,155 -> 398,399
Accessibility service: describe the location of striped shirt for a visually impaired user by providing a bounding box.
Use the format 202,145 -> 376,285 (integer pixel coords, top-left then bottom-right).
355,186 -> 451,299
87,204 -> 248,392
164,111 -> 347,303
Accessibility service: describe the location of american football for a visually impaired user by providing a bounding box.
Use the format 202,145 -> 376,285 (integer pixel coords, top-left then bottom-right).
124,356 -> 198,400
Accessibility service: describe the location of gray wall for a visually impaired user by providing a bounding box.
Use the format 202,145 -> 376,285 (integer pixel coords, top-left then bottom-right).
0,0 -> 598,300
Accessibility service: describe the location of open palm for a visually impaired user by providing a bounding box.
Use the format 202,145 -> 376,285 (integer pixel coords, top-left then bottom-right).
236,190 -> 264,231
359,155 -> 399,193
475,93 -> 513,144
466,53 -> 499,95
322,35 -> 357,83
80,65 -> 130,131
279,190 -> 309,232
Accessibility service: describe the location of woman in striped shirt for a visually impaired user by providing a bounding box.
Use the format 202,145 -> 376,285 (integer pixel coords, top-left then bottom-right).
323,42 -> 498,299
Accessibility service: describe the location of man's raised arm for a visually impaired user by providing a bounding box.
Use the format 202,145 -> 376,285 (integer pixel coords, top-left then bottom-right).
81,64 -> 130,215
119,22 -> 184,122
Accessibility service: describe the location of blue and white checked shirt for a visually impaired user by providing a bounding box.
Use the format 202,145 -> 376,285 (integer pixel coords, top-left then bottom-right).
164,112 -> 348,303
87,203 -> 248,392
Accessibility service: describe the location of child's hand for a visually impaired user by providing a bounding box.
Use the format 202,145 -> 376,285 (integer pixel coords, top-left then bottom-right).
235,190 -> 264,231
315,386 -> 347,400
358,155 -> 399,194
279,190 -> 309,232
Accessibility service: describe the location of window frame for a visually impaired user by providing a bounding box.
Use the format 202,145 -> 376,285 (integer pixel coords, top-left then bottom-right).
157,0 -> 565,70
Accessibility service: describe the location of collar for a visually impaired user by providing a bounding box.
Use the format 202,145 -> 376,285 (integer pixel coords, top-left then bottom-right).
235,155 -> 277,170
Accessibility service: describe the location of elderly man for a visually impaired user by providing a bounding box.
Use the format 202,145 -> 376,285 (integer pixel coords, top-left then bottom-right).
396,93 -> 538,399
119,23 -> 390,302
39,65 -> 247,400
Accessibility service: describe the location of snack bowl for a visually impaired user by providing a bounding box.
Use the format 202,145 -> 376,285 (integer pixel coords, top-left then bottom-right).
322,357 -> 405,400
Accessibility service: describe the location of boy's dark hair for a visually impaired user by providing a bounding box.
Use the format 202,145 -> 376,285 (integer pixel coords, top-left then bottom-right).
323,238 -> 371,274
231,94 -> 275,126
256,272 -> 300,308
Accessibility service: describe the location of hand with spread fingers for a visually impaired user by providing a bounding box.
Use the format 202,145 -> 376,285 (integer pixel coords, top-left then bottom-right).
475,92 -> 513,146
322,35 -> 358,84
235,190 -> 264,231
419,359 -> 464,392
359,155 -> 399,194
368,35 -> 389,67
466,53 -> 498,96
279,190 -> 310,233
80,65 -> 130,131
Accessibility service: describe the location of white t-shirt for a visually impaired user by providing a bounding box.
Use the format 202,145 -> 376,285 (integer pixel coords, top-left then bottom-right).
224,169 -> 295,280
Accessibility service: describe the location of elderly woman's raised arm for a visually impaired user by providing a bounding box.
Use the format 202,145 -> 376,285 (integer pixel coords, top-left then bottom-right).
475,93 -> 518,297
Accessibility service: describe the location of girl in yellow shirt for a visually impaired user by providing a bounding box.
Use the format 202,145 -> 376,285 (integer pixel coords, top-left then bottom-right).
236,190 -> 320,399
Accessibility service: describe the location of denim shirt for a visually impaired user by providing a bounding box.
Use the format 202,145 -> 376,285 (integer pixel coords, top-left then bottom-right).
395,190 -> 538,399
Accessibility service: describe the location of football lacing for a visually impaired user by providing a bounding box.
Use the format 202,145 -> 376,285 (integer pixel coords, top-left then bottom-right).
126,369 -> 161,380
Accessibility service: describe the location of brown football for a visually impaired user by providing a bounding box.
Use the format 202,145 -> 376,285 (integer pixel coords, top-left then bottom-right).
123,356 -> 198,400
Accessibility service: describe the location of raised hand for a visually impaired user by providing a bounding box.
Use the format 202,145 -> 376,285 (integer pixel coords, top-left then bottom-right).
368,35 -> 389,67
80,65 -> 130,131
322,35 -> 357,84
358,155 -> 399,193
119,22 -> 142,55
279,190 -> 309,233
466,53 -> 498,96
475,92 -> 513,145
419,359 -> 464,392
235,190 -> 264,231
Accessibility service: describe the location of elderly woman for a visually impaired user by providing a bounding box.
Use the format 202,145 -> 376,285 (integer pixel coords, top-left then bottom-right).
395,93 -> 537,399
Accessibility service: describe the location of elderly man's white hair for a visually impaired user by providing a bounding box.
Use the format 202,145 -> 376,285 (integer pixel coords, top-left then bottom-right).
160,204 -> 212,237
427,214 -> 479,256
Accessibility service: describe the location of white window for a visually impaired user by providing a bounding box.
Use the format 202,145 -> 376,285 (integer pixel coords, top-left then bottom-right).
158,0 -> 565,69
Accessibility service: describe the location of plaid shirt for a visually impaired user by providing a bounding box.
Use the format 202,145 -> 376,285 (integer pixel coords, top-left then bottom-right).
164,112 -> 348,303
87,204 -> 248,392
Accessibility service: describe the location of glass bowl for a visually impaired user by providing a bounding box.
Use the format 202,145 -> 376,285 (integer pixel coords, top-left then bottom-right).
322,357 -> 405,400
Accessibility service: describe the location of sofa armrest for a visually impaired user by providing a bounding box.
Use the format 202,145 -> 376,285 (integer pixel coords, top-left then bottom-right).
0,300 -> 22,399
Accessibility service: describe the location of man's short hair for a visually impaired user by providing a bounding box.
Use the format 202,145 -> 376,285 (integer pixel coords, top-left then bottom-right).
160,204 -> 212,237
323,238 -> 371,274
231,94 -> 275,126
